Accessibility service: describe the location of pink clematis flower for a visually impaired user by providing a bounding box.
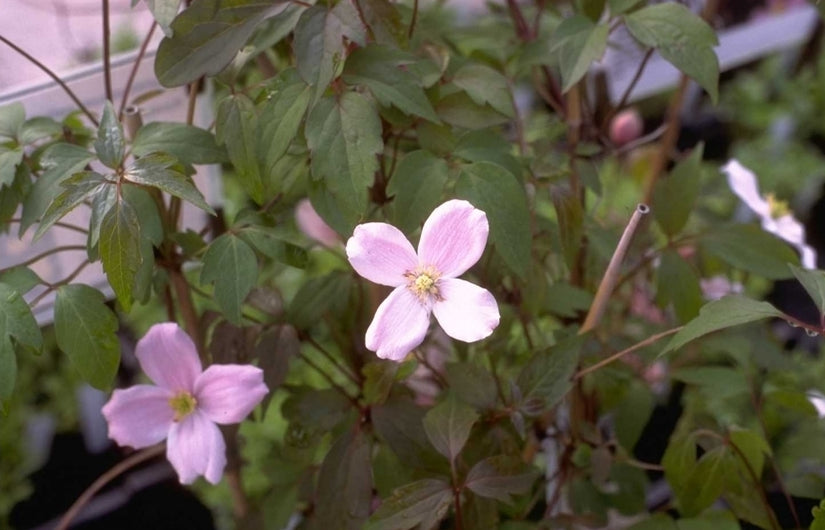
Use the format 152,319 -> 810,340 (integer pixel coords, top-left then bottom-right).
295,198 -> 341,248
102,323 -> 268,484
346,199 -> 500,361
722,159 -> 817,269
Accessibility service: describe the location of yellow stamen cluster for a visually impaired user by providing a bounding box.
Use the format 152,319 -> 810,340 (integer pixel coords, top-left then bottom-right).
765,193 -> 790,219
169,391 -> 198,422
406,266 -> 441,302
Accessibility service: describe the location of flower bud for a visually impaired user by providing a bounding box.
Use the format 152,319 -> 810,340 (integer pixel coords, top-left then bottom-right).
609,108 -> 643,147
295,199 -> 340,248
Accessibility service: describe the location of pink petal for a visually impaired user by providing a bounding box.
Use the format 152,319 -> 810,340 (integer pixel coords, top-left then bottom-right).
346,223 -> 418,286
295,199 -> 341,248
418,200 -> 489,278
194,365 -> 269,424
167,411 -> 226,485
366,286 -> 431,361
102,385 -> 174,449
432,278 -> 500,342
136,323 -> 203,392
722,160 -> 771,219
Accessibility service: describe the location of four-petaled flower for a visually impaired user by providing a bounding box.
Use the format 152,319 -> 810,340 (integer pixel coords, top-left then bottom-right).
346,199 -> 500,361
723,159 -> 817,269
102,323 -> 269,484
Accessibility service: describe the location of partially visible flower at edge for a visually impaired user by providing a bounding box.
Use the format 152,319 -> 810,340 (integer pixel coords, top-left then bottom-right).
346,199 -> 501,361
722,159 -> 817,269
102,323 -> 269,484
295,198 -> 341,248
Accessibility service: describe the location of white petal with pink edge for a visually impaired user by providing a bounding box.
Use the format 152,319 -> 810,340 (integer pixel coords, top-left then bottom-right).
365,287 -> 431,361
194,365 -> 269,424
432,278 -> 500,342
417,200 -> 489,278
346,223 -> 418,287
136,323 -> 203,392
101,385 -> 174,448
167,411 -> 227,485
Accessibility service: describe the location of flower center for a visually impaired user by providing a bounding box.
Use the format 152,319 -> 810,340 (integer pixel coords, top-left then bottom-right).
406,266 -> 441,302
169,391 -> 198,422
765,193 -> 790,219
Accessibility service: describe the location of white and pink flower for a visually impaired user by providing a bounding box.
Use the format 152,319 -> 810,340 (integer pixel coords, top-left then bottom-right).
722,159 -> 817,269
346,200 -> 500,361
102,323 -> 268,484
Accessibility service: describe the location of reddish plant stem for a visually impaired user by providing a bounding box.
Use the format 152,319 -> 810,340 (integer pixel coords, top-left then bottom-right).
102,0 -> 113,102
118,21 -> 157,118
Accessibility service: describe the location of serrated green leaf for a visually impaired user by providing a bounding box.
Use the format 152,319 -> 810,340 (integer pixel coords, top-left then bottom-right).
549,16 -> 609,92
624,3 -> 719,102
516,334 -> 583,416
200,233 -> 258,324
54,284 -> 121,389
259,71 -> 311,177
94,101 -> 125,169
365,478 -> 452,530
0,146 -> 23,188
0,282 -> 42,351
216,94 -> 264,203
679,446 -> 730,516
20,143 -> 94,235
791,264 -> 825,319
456,162 -> 530,279
0,163 -> 30,225
305,92 -> 382,213
122,186 -> 163,246
124,153 -> 214,213
452,64 -> 514,117
436,90 -> 511,129
811,499 -> 825,530
387,150 -> 448,233
662,296 -> 785,354
422,396 -> 479,462
88,183 -> 119,249
655,250 -> 703,323
100,198 -> 141,312
355,0 -> 405,46
155,0 -> 283,86
312,427 -> 373,530
343,45 -> 439,122
701,224 -> 800,279
239,227 -> 309,268
0,102 -> 23,140
132,122 -> 227,164
20,117 -> 62,145
0,335 -> 16,412
372,397 -> 447,474
465,455 -> 539,503
35,171 -> 109,240
652,144 -> 703,237
143,0 -> 181,36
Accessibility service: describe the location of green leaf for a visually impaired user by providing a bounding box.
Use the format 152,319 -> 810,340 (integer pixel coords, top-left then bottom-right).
258,70 -> 311,177
0,147 -> 23,187
311,427 -> 373,530
0,163 -> 29,225
287,271 -> 352,329
655,250 -> 703,323
94,101 -> 125,169
422,396 -> 479,462
811,499 -> 825,530
54,284 -> 121,389
343,45 -> 439,122
355,0 -> 405,46
200,233 -> 258,323
662,432 -> 696,500
365,478 -> 452,530
155,0 -> 283,86
548,16 -> 609,92
238,227 -> 309,268
293,3 -> 365,100
0,267 -> 41,295
132,122 -> 227,164
662,296 -> 785,354
386,150 -> 448,233
701,224 -> 800,279
624,3 -> 719,102
609,0 -> 643,15
672,367 -> 748,399
0,283 -> 42,351
444,362 -> 498,410
452,64 -> 514,117
100,199 -> 141,311
791,264 -> 825,319
20,117 -> 62,145
20,143 -> 94,235
465,455 -> 540,503
516,334 -> 583,416
0,335 -> 16,412
305,92 -> 383,213
614,383 -> 655,451
551,186 -> 585,271
436,90 -> 512,129
216,94 -> 264,203
143,0 -> 181,36
89,183 -> 119,249
652,144 -> 703,237
456,162 -> 530,279
255,325 -> 298,408
35,171 -> 109,240
124,153 -> 214,214
372,397 -> 447,473
0,102 -> 24,140
679,446 -> 730,516
729,427 -> 771,478
363,360 -> 399,405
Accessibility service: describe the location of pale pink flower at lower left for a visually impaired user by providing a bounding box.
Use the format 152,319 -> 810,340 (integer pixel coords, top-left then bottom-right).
102,323 -> 269,484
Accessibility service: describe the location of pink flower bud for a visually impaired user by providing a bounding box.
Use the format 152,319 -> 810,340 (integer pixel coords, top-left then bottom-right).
295,199 -> 341,248
609,108 -> 643,147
